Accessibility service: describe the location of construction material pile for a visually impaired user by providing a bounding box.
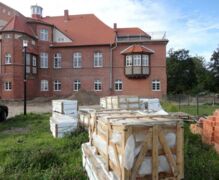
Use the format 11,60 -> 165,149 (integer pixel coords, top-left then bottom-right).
50,100 -> 78,138
201,109 -> 219,153
80,96 -> 184,180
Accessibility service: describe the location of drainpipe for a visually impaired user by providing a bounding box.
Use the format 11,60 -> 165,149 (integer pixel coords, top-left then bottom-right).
109,40 -> 117,91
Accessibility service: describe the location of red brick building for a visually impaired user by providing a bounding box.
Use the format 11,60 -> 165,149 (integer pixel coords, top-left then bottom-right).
0,3 -> 168,100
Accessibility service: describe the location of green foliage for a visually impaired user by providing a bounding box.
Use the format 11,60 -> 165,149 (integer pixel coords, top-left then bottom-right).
184,123 -> 219,179
0,113 -> 88,179
167,49 -> 218,94
209,48 -> 219,92
160,101 -> 178,112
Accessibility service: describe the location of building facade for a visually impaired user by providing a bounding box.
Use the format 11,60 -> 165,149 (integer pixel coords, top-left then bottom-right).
0,3 -> 168,100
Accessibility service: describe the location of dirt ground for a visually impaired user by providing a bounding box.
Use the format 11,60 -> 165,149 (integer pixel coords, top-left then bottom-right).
5,101 -> 52,118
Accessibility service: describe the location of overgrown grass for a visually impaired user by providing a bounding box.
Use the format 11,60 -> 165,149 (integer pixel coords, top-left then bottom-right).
184,122 -> 219,179
0,113 -> 88,179
1,112 -> 219,179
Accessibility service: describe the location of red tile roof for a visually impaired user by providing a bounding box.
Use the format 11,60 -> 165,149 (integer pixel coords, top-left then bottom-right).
2,15 -> 37,38
43,14 -> 116,46
117,28 -> 151,38
121,44 -> 155,54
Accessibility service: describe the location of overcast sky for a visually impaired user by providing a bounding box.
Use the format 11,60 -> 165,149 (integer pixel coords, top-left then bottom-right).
1,0 -> 219,61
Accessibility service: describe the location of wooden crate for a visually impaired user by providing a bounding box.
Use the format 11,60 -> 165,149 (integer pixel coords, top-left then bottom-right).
90,115 -> 184,180
50,116 -> 78,138
52,100 -> 78,116
100,96 -> 140,110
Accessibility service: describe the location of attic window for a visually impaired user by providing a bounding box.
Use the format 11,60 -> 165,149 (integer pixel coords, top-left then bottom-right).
39,29 -> 48,41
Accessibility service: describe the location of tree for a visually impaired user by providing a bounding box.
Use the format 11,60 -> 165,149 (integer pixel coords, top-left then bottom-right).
167,49 -> 198,94
167,49 -> 213,94
209,48 -> 219,92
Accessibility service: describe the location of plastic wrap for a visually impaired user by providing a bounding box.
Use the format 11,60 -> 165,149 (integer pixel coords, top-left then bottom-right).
124,135 -> 135,170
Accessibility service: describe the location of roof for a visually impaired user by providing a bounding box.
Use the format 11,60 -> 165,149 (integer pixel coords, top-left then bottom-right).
121,44 -> 155,54
117,28 -> 151,38
42,14 -> 116,46
2,15 -> 37,38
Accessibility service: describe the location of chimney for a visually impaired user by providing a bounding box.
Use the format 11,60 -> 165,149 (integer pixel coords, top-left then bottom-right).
113,23 -> 117,30
64,10 -> 69,21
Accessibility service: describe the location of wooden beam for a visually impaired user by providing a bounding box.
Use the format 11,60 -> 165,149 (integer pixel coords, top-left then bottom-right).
152,125 -> 159,180
158,128 -> 178,177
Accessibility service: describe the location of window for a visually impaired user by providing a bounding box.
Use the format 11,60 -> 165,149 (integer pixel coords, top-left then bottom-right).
54,80 -> 61,91
142,55 -> 149,66
114,80 -> 123,91
73,52 -> 82,68
39,29 -> 48,41
4,34 -> 12,39
40,53 -> 48,68
94,80 -> 102,91
4,81 -> 12,91
74,80 -> 81,91
26,54 -> 31,73
94,52 -> 103,67
5,53 -> 12,64
133,54 -> 141,66
54,53 -> 62,68
32,56 -> 37,74
126,55 -> 132,66
152,80 -> 160,91
41,80 -> 48,91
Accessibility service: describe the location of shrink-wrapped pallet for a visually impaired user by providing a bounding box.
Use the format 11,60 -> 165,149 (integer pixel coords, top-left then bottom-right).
50,116 -> 78,138
52,99 -> 78,116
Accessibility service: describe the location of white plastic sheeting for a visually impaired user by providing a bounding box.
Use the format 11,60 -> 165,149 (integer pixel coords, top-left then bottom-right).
139,98 -> 168,115
50,116 -> 78,138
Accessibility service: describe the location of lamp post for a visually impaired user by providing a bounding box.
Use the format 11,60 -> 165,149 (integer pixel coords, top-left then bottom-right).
23,40 -> 28,115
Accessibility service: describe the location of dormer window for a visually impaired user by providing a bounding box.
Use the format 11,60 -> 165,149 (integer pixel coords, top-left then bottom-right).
39,29 -> 48,41
121,45 -> 154,78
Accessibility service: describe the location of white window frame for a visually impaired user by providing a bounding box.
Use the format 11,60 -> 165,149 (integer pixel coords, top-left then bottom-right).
114,80 -> 123,91
39,29 -> 48,41
94,80 -> 102,91
4,81 -> 12,91
5,53 -> 12,64
133,54 -> 141,66
94,52 -> 103,67
74,80 -> 81,91
54,53 -> 62,69
54,80 -> 61,91
40,80 -> 49,91
126,55 -> 132,67
73,52 -> 82,68
40,53 -> 48,68
142,55 -> 149,66
152,80 -> 161,91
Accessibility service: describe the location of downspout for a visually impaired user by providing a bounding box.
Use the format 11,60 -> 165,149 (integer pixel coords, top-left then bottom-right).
109,38 -> 117,91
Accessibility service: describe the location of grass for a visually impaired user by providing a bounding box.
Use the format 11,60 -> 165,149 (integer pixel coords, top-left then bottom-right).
161,101 -> 219,116
0,113 -> 88,179
184,122 -> 219,179
1,105 -> 219,179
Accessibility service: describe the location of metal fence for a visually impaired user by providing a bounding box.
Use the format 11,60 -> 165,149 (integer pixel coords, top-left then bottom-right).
162,94 -> 219,116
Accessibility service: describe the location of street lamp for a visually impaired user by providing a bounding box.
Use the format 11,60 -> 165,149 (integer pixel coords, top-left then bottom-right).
23,40 -> 28,115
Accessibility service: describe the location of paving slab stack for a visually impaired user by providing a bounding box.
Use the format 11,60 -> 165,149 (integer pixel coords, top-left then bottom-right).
80,95 -> 184,180
50,100 -> 78,138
